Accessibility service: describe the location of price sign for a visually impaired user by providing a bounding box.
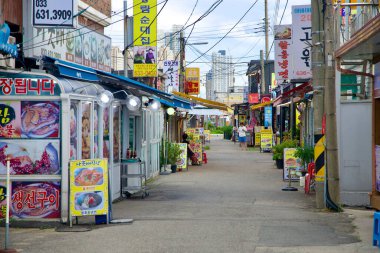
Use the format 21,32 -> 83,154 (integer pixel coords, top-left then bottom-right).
33,0 -> 74,27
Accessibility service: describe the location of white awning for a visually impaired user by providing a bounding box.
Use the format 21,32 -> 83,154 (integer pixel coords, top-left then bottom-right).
188,108 -> 225,116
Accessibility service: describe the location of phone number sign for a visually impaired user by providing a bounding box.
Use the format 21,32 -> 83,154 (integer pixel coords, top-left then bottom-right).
33,0 -> 74,27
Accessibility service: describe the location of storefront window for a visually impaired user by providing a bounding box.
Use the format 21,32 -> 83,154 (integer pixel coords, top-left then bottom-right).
129,116 -> 135,151
94,104 -> 99,158
81,102 -> 92,159
70,103 -> 78,160
113,106 -> 120,163
103,107 -> 110,159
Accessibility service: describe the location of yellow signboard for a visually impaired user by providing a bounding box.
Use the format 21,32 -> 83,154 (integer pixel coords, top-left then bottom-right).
260,133 -> 273,150
283,148 -> 302,181
204,130 -> 211,142
255,133 -> 261,146
133,0 -> 157,77
176,143 -> 188,171
185,68 -> 200,95
70,159 -> 109,217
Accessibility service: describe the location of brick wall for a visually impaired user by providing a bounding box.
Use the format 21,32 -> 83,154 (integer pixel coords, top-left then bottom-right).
78,15 -> 104,34
82,0 -> 111,17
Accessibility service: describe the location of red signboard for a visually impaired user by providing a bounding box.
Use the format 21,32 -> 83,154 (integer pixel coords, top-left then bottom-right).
248,93 -> 259,104
261,96 -> 271,103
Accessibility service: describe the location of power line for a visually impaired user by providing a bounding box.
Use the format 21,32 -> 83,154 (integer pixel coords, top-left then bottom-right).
185,0 -> 260,67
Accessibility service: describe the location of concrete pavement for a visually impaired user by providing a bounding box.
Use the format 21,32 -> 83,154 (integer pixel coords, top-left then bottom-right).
0,139 -> 378,252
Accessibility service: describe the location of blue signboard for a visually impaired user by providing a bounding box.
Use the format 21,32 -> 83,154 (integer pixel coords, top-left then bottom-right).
0,23 -> 17,58
264,106 -> 272,127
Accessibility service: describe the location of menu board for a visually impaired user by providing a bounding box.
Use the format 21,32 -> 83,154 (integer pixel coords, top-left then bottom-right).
189,138 -> 202,163
283,148 -> 302,181
0,101 -> 60,138
176,143 -> 187,170
70,159 -> 109,217
260,133 -> 273,151
204,130 -> 211,142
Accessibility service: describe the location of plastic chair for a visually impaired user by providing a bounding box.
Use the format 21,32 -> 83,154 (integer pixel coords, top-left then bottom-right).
373,212 -> 380,247
202,152 -> 207,164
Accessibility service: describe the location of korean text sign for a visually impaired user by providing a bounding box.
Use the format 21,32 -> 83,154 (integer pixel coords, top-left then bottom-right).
33,0 -> 74,27
264,106 -> 272,128
291,5 -> 312,79
70,159 -> 109,217
260,133 -> 273,150
163,60 -> 179,92
133,0 -> 158,77
176,143 -> 187,170
274,25 -> 292,84
283,148 -> 302,181
185,68 -> 200,95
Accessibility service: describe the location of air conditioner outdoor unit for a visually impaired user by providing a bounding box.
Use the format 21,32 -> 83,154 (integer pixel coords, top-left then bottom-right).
0,36 -> 16,68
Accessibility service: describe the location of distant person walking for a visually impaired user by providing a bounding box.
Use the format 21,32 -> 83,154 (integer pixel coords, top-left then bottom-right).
238,122 -> 247,151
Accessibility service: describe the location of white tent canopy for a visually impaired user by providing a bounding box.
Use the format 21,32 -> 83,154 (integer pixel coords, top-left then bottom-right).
188,108 -> 225,116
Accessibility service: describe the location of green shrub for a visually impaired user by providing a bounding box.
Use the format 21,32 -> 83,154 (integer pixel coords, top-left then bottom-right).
167,142 -> 182,165
204,145 -> 210,150
294,145 -> 314,169
272,139 -> 299,160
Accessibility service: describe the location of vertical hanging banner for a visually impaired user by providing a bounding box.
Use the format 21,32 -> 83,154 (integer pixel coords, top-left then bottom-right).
133,0 -> 158,77
264,106 -> 272,127
291,5 -> 312,80
185,68 -> 200,95
163,60 -> 179,93
176,143 -> 188,170
274,25 -> 292,84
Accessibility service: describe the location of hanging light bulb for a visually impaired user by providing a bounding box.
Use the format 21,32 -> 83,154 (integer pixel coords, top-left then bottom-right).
166,107 -> 175,115
97,90 -> 113,107
148,99 -> 161,111
127,95 -> 141,111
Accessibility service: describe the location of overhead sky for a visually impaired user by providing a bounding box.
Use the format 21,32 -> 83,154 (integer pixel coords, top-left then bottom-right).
105,0 -> 311,87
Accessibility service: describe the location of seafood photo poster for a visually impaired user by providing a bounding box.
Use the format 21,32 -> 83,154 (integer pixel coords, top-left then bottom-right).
0,140 -> 60,175
69,159 -> 109,217
283,148 -> 302,181
21,101 -> 60,138
11,181 -> 61,219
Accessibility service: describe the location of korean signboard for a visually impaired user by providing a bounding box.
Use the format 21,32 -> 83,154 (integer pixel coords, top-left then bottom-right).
248,93 -> 259,104
33,0 -> 74,27
189,137 -> 202,163
283,148 -> 302,181
25,26 -> 111,72
133,0 -> 158,77
0,77 -> 60,96
0,182 -> 7,218
291,5 -> 312,80
163,60 -> 179,93
185,68 -> 200,95
70,159 -> 109,217
274,25 -> 292,84
176,143 -> 187,171
260,133 -> 273,151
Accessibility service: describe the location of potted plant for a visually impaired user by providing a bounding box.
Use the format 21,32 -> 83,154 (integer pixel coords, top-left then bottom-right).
168,142 -> 182,173
272,139 -> 298,169
294,145 -> 314,172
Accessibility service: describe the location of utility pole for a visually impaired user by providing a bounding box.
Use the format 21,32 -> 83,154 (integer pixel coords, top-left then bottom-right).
179,31 -> 185,93
312,0 -> 326,208
324,0 -> 340,207
124,0 -> 129,77
260,50 -> 265,95
264,0 -> 269,60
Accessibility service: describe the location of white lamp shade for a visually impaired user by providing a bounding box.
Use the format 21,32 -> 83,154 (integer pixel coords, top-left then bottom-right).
148,99 -> 161,111
98,90 -> 113,107
127,95 -> 141,111
166,107 -> 175,115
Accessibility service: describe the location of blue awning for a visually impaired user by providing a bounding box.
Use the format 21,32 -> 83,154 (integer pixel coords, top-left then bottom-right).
96,71 -> 192,109
43,56 -> 99,82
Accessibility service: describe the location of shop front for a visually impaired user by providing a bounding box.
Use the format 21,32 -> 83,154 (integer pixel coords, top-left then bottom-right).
0,57 -> 191,222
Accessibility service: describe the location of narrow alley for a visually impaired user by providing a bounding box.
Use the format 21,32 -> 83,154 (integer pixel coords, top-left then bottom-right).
1,139 -> 376,253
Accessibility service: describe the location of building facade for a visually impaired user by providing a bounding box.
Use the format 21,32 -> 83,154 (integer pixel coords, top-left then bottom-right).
211,50 -> 234,103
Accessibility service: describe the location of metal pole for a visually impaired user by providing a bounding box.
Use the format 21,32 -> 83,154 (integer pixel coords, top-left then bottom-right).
265,0 -> 269,60
324,0 -> 340,207
124,0 -> 129,77
260,50 -> 266,95
5,160 -> 10,249
312,0 -> 326,208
